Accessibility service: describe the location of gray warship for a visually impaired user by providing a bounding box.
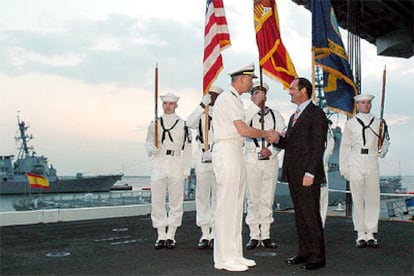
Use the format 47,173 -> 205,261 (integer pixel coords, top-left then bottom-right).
0,116 -> 123,195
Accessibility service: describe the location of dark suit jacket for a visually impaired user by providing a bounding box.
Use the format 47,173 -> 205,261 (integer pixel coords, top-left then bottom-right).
275,103 -> 328,185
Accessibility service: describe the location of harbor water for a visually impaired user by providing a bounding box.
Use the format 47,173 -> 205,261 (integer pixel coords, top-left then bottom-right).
1,175 -> 413,218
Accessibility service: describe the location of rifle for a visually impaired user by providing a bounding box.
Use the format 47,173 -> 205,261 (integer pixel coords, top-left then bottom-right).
377,65 -> 386,151
154,63 -> 159,148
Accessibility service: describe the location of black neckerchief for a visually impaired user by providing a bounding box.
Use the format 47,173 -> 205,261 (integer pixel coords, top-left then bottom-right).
356,117 -> 376,146
197,116 -> 212,144
160,117 -> 179,144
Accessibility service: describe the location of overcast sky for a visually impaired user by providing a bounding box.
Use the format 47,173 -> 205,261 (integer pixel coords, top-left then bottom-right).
1,0 -> 413,176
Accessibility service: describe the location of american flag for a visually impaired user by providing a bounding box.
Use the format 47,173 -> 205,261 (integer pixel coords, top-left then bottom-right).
203,0 -> 231,94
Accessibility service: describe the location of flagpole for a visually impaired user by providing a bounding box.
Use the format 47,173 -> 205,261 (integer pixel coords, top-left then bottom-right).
259,66 -> 265,149
311,51 -> 316,102
204,102 -> 209,153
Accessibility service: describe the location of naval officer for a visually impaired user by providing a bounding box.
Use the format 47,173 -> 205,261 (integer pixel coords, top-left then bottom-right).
212,63 -> 279,272
340,93 -> 390,248
145,92 -> 192,250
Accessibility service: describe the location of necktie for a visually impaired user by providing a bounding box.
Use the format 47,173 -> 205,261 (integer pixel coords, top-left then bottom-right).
292,108 -> 300,126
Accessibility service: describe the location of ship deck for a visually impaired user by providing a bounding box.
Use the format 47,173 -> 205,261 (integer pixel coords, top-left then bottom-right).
1,211 -> 413,275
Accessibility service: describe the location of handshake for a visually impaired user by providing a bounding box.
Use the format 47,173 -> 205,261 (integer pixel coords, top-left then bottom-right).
264,129 -> 280,144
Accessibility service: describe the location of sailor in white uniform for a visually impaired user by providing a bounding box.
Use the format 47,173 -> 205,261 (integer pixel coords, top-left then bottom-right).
186,85 -> 223,249
145,92 -> 192,250
212,63 -> 279,272
320,120 -> 336,228
339,93 -> 390,248
244,82 -> 286,250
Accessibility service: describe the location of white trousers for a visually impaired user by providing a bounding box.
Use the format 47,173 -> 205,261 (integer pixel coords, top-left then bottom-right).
349,162 -> 380,234
245,157 -> 278,240
320,185 -> 328,228
212,142 -> 245,264
195,169 -> 216,239
150,176 -> 184,234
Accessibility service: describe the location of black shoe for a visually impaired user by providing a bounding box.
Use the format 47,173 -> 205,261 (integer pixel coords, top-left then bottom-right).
367,239 -> 378,248
198,239 -> 209,250
209,239 -> 214,249
301,261 -> 326,270
246,239 -> 260,250
356,239 -> 367,248
285,255 -> 309,265
262,239 -> 277,249
165,239 -> 176,249
154,239 -> 165,249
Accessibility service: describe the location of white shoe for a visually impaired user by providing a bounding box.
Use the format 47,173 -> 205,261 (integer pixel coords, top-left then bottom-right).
214,262 -> 249,272
357,231 -> 367,241
238,257 -> 256,267
366,232 -> 375,240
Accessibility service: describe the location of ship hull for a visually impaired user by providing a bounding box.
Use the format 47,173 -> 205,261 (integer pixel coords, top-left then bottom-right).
0,174 -> 123,195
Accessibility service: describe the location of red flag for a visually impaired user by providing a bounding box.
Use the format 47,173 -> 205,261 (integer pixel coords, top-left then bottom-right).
254,0 -> 297,88
203,0 -> 231,94
26,172 -> 50,190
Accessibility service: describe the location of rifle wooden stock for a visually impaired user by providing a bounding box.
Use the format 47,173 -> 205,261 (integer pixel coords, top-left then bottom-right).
154,64 -> 159,148
377,65 -> 386,150
378,121 -> 384,150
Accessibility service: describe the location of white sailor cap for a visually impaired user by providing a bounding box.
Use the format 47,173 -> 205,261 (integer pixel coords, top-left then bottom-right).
160,92 -> 180,103
209,86 -> 223,94
251,81 -> 269,93
354,93 -> 375,102
228,63 -> 258,78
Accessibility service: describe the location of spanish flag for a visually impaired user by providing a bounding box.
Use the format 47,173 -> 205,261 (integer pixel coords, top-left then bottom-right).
26,172 -> 50,190
254,0 -> 297,89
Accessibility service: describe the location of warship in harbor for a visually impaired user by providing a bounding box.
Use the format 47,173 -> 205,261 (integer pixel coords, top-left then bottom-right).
0,116 -> 123,195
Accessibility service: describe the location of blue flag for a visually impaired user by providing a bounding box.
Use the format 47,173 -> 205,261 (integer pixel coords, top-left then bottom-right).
312,0 -> 357,116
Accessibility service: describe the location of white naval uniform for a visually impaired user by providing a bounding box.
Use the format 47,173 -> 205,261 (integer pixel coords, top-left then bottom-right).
320,126 -> 335,228
145,113 -> 192,241
244,107 -> 285,240
212,87 -> 250,265
339,112 -> 389,240
187,105 -> 216,241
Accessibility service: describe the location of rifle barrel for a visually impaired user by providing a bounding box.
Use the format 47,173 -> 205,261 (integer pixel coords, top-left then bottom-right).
154,63 -> 159,147
378,65 -> 386,150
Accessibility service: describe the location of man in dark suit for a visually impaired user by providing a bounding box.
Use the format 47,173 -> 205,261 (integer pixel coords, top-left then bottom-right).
274,77 -> 328,270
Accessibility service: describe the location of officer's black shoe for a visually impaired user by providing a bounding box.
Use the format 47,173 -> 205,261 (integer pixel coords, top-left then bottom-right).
246,239 -> 260,250
154,239 -> 165,249
198,239 -> 209,250
165,239 -> 176,249
356,239 -> 367,248
262,239 -> 277,249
